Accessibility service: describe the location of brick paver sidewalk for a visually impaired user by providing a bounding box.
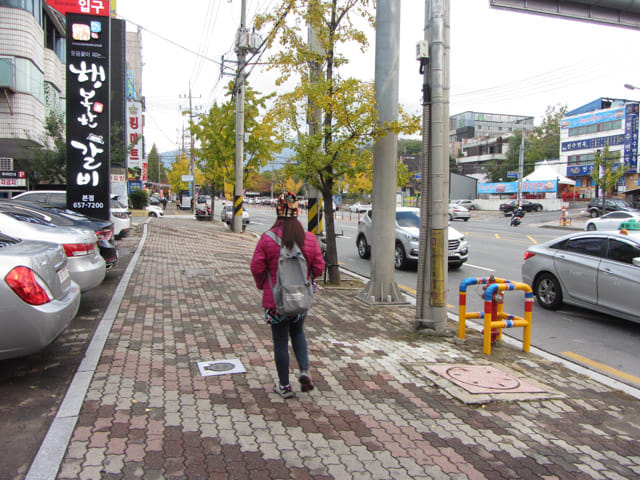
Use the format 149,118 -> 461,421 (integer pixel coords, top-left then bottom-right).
44,217 -> 640,479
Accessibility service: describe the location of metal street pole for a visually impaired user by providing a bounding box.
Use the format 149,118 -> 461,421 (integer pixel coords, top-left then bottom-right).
358,0 -> 404,304
517,131 -> 524,206
415,0 -> 450,332
233,0 -> 247,233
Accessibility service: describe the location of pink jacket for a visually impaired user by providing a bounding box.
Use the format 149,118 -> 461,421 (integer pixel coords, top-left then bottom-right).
250,228 -> 325,309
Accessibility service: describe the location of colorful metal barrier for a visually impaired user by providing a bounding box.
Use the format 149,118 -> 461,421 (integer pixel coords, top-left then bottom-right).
458,276 -> 533,355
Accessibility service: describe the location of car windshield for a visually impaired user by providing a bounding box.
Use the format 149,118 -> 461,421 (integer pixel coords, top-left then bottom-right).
396,211 -> 420,228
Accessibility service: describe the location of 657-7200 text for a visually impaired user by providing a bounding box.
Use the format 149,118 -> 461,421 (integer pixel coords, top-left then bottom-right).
72,202 -> 104,209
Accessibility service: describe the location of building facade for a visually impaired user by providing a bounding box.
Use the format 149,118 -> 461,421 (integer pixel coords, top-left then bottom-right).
561,98 -> 639,201
450,112 -> 534,181
0,1 -> 65,183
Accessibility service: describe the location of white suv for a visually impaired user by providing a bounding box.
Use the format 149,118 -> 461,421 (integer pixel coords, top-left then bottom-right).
356,207 -> 469,269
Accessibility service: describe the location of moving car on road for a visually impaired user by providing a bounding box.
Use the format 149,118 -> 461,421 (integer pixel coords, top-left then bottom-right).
0,233 -> 81,360
452,199 -> 477,210
585,211 -> 640,231
499,200 -> 543,215
522,230 -> 640,324
449,203 -> 470,221
356,207 -> 468,270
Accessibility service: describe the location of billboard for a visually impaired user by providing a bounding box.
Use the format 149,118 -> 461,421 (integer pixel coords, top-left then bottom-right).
65,12 -> 110,220
46,0 -> 109,16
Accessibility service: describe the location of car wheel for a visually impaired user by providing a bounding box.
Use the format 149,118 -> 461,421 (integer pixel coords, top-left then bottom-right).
534,272 -> 563,310
357,235 -> 371,259
463,217 -> 469,222
468,205 -> 475,210
535,205 -> 543,212
449,261 -> 463,270
149,212 -> 157,217
590,210 -> 599,218
586,223 -> 597,231
449,213 -> 453,221
394,243 -> 408,270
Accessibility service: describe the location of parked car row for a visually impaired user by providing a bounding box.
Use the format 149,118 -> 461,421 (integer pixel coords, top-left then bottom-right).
0,193 -> 128,360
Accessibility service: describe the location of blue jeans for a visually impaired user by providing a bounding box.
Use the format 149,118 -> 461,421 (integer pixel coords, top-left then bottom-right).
270,316 -> 309,387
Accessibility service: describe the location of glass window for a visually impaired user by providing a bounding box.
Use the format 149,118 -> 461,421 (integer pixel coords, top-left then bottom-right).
555,237 -> 606,257
0,57 -> 15,91
396,211 -> 420,228
607,239 -> 640,264
14,58 -> 44,104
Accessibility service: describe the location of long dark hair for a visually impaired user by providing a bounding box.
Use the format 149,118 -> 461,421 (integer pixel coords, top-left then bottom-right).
272,217 -> 305,249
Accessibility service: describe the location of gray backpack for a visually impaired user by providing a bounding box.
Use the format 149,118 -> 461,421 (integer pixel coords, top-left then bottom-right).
265,230 -> 314,316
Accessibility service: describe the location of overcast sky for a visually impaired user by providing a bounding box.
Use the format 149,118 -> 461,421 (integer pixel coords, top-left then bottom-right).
114,1 -> 640,155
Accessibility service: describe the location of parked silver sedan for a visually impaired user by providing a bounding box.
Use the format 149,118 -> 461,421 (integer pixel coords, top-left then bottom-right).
0,233 -> 81,360
522,230 -> 640,324
0,203 -> 106,291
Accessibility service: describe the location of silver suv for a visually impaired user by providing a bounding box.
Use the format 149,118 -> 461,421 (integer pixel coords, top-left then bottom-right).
356,207 -> 469,269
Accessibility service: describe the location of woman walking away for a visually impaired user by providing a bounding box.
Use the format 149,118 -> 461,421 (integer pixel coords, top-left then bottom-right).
250,192 -> 325,398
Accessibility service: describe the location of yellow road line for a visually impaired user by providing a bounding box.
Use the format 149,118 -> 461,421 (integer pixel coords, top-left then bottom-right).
494,233 -> 500,239
527,235 -> 538,244
562,351 -> 640,386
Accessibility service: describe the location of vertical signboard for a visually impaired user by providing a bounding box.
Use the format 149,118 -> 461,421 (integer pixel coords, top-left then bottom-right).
126,99 -> 143,183
65,11 -> 110,220
625,103 -> 639,173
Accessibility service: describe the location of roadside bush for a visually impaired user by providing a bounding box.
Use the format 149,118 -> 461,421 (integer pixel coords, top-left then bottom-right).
129,189 -> 148,209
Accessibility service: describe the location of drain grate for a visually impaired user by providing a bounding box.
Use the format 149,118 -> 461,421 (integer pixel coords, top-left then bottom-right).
184,268 -> 216,278
197,359 -> 246,377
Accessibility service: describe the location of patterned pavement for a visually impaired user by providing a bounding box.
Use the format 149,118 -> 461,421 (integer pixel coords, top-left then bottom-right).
29,215 -> 640,479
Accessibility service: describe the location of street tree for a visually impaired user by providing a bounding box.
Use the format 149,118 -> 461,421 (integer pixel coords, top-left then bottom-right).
190,82 -> 282,202
168,154 -> 204,194
255,0 -> 420,284
591,143 -> 626,207
18,111 -> 66,187
146,144 -> 167,188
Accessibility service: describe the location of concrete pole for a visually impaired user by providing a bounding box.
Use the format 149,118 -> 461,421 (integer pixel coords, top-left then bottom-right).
518,132 -> 524,205
307,1 -> 323,237
358,0 -> 404,304
233,0 -> 247,233
416,0 -> 450,332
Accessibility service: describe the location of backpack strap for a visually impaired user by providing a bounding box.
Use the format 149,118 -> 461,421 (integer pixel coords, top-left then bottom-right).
264,230 -> 281,247
263,230 -> 280,290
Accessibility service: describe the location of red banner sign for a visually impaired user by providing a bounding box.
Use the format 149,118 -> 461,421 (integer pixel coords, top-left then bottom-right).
46,0 -> 109,17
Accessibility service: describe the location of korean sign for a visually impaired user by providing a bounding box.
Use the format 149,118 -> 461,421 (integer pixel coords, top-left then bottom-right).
46,0 -> 109,16
0,171 -> 27,189
477,180 -> 558,195
126,99 -> 143,181
66,12 -> 110,220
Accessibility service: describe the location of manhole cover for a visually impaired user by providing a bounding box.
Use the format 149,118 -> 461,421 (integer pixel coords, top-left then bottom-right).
197,359 -> 246,377
184,268 -> 216,278
429,364 -> 546,394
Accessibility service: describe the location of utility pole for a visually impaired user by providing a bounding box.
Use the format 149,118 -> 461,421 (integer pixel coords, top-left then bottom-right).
415,0 -> 450,332
180,84 -> 201,215
307,0 -> 323,239
517,131 -> 524,206
358,0 -> 404,304
233,0 -> 247,233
